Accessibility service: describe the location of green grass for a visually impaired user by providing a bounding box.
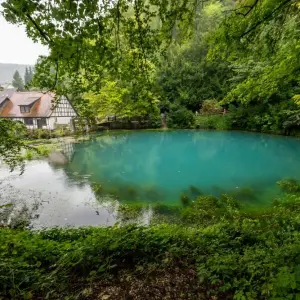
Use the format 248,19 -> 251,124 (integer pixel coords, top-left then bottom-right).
23,143 -> 60,160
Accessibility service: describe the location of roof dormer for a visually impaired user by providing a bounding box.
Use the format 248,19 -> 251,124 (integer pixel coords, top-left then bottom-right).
18,96 -> 40,114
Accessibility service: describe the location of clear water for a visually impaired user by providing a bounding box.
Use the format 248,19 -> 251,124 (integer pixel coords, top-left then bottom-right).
1,130 -> 300,227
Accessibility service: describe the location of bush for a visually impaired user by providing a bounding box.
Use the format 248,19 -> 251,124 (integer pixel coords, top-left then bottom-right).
149,113 -> 162,128
277,179 -> 300,193
195,114 -> 232,130
24,128 -> 73,140
167,105 -> 195,129
200,99 -> 223,114
2,195 -> 300,299
227,102 -> 299,135
25,129 -> 52,140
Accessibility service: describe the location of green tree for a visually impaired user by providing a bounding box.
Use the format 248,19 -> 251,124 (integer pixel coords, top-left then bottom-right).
0,119 -> 28,172
12,70 -> 24,91
28,67 -> 33,82
24,66 -> 33,85
157,0 -> 233,112
208,0 -> 300,107
1,0 -> 200,99
24,67 -> 29,85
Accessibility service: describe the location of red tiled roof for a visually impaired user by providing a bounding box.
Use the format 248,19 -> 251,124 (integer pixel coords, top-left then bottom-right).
0,92 -> 53,118
0,89 -> 16,105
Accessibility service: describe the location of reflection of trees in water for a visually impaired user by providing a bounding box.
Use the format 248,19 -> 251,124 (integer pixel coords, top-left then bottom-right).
61,133 -> 166,202
53,131 -> 300,208
0,187 -> 40,229
90,181 -> 167,204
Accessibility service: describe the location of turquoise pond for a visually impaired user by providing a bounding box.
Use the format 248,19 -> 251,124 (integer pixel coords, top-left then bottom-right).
1,130 -> 300,227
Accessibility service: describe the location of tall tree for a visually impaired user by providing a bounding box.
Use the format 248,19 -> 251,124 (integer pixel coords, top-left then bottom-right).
24,66 -> 34,85
157,0 -> 233,111
12,70 -> 24,91
28,67 -> 34,82
24,67 -> 30,85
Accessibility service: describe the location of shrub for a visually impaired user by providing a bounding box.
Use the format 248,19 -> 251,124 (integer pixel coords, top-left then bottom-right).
277,179 -> 300,193
283,109 -> 300,130
200,99 -> 223,114
227,102 -> 297,134
53,127 -> 72,137
2,195 -> 300,299
195,114 -> 232,130
149,113 -> 162,128
167,105 -> 195,129
24,128 -> 73,140
24,150 -> 34,160
37,129 -> 51,139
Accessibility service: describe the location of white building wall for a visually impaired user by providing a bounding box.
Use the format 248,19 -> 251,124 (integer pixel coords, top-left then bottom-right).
13,118 -> 55,130
49,116 -> 73,128
47,117 -> 56,130
11,117 -> 74,130
55,116 -> 73,125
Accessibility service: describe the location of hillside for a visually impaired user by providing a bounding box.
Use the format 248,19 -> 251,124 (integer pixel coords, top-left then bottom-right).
0,63 -> 32,84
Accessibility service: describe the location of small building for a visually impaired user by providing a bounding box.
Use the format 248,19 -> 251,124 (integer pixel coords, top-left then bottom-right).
0,90 -> 78,130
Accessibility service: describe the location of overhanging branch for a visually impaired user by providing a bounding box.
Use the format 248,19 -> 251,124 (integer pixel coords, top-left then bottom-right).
240,0 -> 292,38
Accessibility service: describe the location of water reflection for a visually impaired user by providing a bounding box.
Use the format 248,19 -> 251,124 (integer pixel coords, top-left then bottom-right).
63,131 -> 300,204
0,162 -> 117,228
1,130 -> 300,228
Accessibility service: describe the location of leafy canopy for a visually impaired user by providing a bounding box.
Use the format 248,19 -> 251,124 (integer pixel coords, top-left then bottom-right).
209,0 -> 300,106
1,0 -> 202,97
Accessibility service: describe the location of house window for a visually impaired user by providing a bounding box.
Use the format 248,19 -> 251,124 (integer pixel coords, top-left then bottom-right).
20,105 -> 30,113
38,118 -> 47,127
24,118 -> 34,126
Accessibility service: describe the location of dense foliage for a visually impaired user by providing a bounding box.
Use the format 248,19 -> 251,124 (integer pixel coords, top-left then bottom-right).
167,104 -> 195,129
2,193 -> 300,299
0,119 -> 28,172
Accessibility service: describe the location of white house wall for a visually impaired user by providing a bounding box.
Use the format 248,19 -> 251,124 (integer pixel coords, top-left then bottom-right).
15,118 -> 56,130
55,116 -> 73,125
47,117 -> 56,130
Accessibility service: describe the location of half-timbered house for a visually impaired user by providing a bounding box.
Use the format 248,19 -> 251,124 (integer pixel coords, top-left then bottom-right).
0,90 -> 77,130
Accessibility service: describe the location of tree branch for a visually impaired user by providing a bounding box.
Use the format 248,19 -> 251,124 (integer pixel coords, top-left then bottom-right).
25,13 -> 53,44
240,0 -> 292,38
227,0 -> 261,17
237,0 -> 260,17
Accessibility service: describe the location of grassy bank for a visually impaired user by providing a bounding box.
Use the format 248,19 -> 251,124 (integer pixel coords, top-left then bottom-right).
2,192 -> 300,299
22,143 -> 59,160
22,135 -> 90,160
